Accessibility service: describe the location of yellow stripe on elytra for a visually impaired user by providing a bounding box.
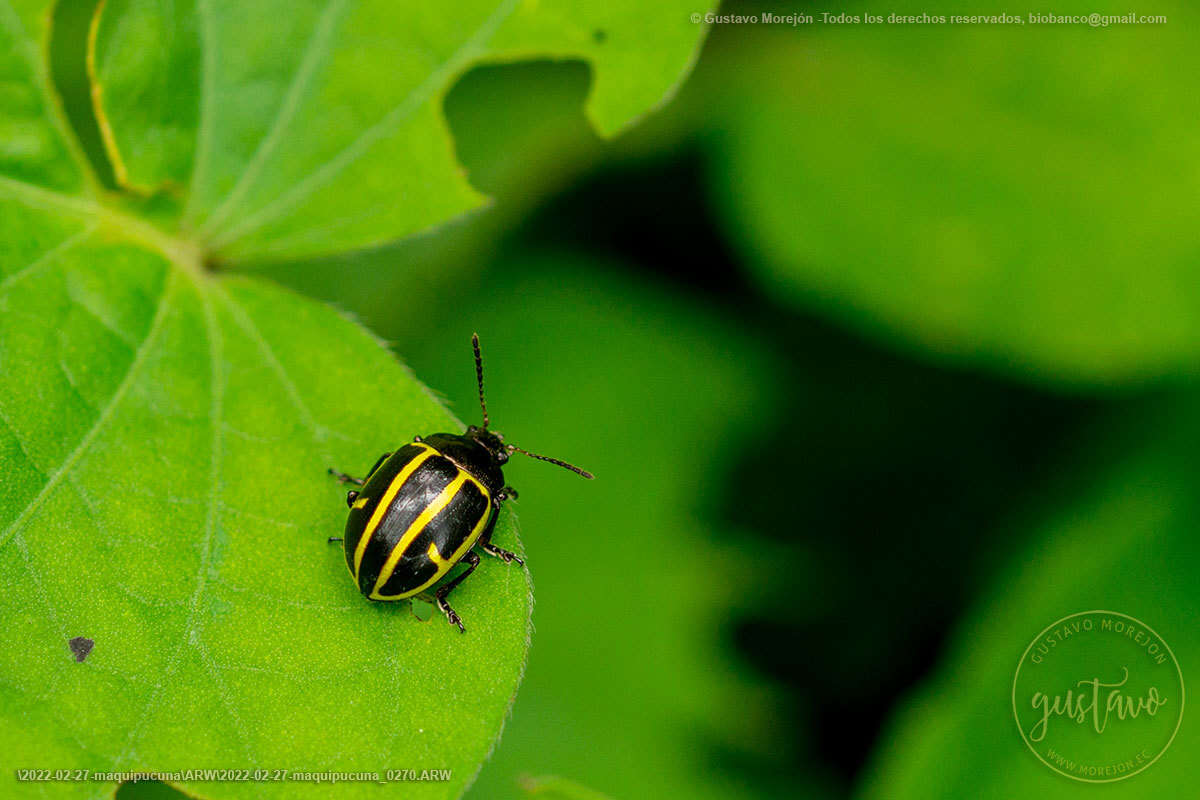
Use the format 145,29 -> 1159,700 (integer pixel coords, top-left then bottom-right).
426,542 -> 450,568
379,501 -> 493,600
459,470 -> 488,500
352,443 -> 435,579
369,474 -> 468,597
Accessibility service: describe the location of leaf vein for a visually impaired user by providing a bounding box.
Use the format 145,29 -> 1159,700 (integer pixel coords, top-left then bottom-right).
213,284 -> 332,448
63,299 -> 138,350
0,271 -> 176,552
208,0 -> 520,252
182,0 -> 219,226
0,225 -> 97,294
115,276 -> 224,767
196,638 -> 256,760
0,402 -> 47,480
198,0 -> 352,237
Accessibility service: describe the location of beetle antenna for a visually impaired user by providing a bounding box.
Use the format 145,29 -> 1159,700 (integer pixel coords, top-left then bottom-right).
472,333 -> 489,428
508,444 -> 594,479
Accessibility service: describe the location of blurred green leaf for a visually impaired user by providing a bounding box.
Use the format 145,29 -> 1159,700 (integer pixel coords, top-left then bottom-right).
857,396 -> 1200,799
519,774 -> 616,800
707,1 -> 1200,383
443,60 -> 601,198
400,253 -> 832,800
87,0 -> 714,262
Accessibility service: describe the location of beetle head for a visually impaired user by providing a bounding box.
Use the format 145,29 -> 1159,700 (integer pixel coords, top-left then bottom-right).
466,425 -> 509,464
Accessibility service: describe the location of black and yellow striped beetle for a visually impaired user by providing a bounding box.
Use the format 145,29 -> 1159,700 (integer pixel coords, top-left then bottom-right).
327,334 -> 592,632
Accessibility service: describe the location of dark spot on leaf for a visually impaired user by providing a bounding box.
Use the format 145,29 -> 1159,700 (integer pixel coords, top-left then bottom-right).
593,28 -> 607,44
68,636 -> 94,663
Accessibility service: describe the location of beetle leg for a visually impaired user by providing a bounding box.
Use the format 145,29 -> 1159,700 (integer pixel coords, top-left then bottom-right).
327,537 -> 343,544
434,551 -> 481,633
328,452 -> 390,487
496,485 -> 519,502
327,467 -> 364,486
481,542 -> 524,566
478,504 -> 525,565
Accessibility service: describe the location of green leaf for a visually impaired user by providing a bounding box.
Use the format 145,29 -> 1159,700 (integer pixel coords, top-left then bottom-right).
857,397 -> 1200,799
0,212 -> 533,798
88,0 -> 714,262
706,1 -> 1200,383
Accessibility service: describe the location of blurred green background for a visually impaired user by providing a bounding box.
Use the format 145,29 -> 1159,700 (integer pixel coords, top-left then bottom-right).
224,1 -> 1197,797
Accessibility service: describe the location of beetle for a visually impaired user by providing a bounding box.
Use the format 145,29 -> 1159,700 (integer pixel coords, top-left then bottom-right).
327,334 -> 592,632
